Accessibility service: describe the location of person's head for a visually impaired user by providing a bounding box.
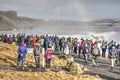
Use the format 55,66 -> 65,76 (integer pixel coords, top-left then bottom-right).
12,34 -> 14,37
21,42 -> 25,46
46,34 -> 48,37
48,44 -> 52,48
102,40 -> 104,42
94,42 -> 98,47
85,43 -> 87,47
36,40 -> 39,43
55,35 -> 57,37
118,45 -> 120,49
112,46 -> 116,50
111,40 -> 113,43
9,35 -> 11,37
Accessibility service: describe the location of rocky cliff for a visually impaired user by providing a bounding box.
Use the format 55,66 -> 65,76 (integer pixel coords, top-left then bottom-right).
0,15 -> 16,31
0,10 -> 120,31
0,10 -> 17,20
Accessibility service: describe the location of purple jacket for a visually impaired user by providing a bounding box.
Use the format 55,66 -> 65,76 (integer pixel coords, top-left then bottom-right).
18,45 -> 27,59
45,48 -> 53,60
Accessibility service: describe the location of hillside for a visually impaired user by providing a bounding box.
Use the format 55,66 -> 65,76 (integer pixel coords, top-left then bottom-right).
0,42 -> 101,80
0,15 -> 16,31
0,10 -> 120,32
0,10 -> 84,31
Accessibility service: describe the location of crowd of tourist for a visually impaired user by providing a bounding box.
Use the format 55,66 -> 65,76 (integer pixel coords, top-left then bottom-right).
0,33 -> 120,70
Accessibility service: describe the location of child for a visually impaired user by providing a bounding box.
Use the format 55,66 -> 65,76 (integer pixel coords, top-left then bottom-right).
45,44 -> 54,68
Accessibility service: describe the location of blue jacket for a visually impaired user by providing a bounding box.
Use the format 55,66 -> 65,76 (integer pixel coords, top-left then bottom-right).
18,45 -> 27,59
108,41 -> 114,51
10,36 -> 13,43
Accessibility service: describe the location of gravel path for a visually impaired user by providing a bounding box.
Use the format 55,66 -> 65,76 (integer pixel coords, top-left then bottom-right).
74,54 -> 120,80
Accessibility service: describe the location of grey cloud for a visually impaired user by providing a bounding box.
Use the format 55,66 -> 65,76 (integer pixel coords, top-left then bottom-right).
0,0 -> 120,21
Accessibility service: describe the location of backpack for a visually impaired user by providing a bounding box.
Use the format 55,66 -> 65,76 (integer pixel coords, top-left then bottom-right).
85,48 -> 89,53
74,41 -> 78,46
92,47 -> 100,56
83,47 -> 89,53
109,44 -> 112,49
102,44 -> 106,49
34,46 -> 40,56
62,42 -> 66,47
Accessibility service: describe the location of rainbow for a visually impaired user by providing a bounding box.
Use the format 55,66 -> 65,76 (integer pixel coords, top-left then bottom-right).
74,0 -> 90,21
72,0 -> 94,33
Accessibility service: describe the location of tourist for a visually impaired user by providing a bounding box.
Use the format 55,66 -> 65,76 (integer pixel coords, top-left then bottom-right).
17,42 -> 27,70
45,44 -> 54,68
101,40 -> 107,57
109,46 -> 117,70
33,41 -> 41,70
83,43 -> 89,64
92,42 -> 100,67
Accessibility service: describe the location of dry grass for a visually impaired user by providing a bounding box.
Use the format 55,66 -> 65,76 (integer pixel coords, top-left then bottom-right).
0,42 -> 101,80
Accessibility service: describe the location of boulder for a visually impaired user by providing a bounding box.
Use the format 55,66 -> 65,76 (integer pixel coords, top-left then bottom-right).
69,62 -> 86,75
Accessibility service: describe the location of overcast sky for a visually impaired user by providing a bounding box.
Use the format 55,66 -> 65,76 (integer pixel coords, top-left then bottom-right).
0,0 -> 120,21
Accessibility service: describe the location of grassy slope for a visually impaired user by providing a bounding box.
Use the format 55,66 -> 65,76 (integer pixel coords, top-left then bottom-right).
0,42 -> 101,80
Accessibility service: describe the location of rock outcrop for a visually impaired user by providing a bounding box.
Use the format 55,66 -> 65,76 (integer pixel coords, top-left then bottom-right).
0,15 -> 16,31
0,11 -> 17,20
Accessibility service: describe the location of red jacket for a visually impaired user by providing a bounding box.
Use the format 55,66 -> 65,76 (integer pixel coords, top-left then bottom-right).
77,41 -> 86,50
31,39 -> 36,46
6,37 -> 10,44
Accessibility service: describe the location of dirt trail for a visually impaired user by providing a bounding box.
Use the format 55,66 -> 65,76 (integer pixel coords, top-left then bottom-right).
74,54 -> 120,80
